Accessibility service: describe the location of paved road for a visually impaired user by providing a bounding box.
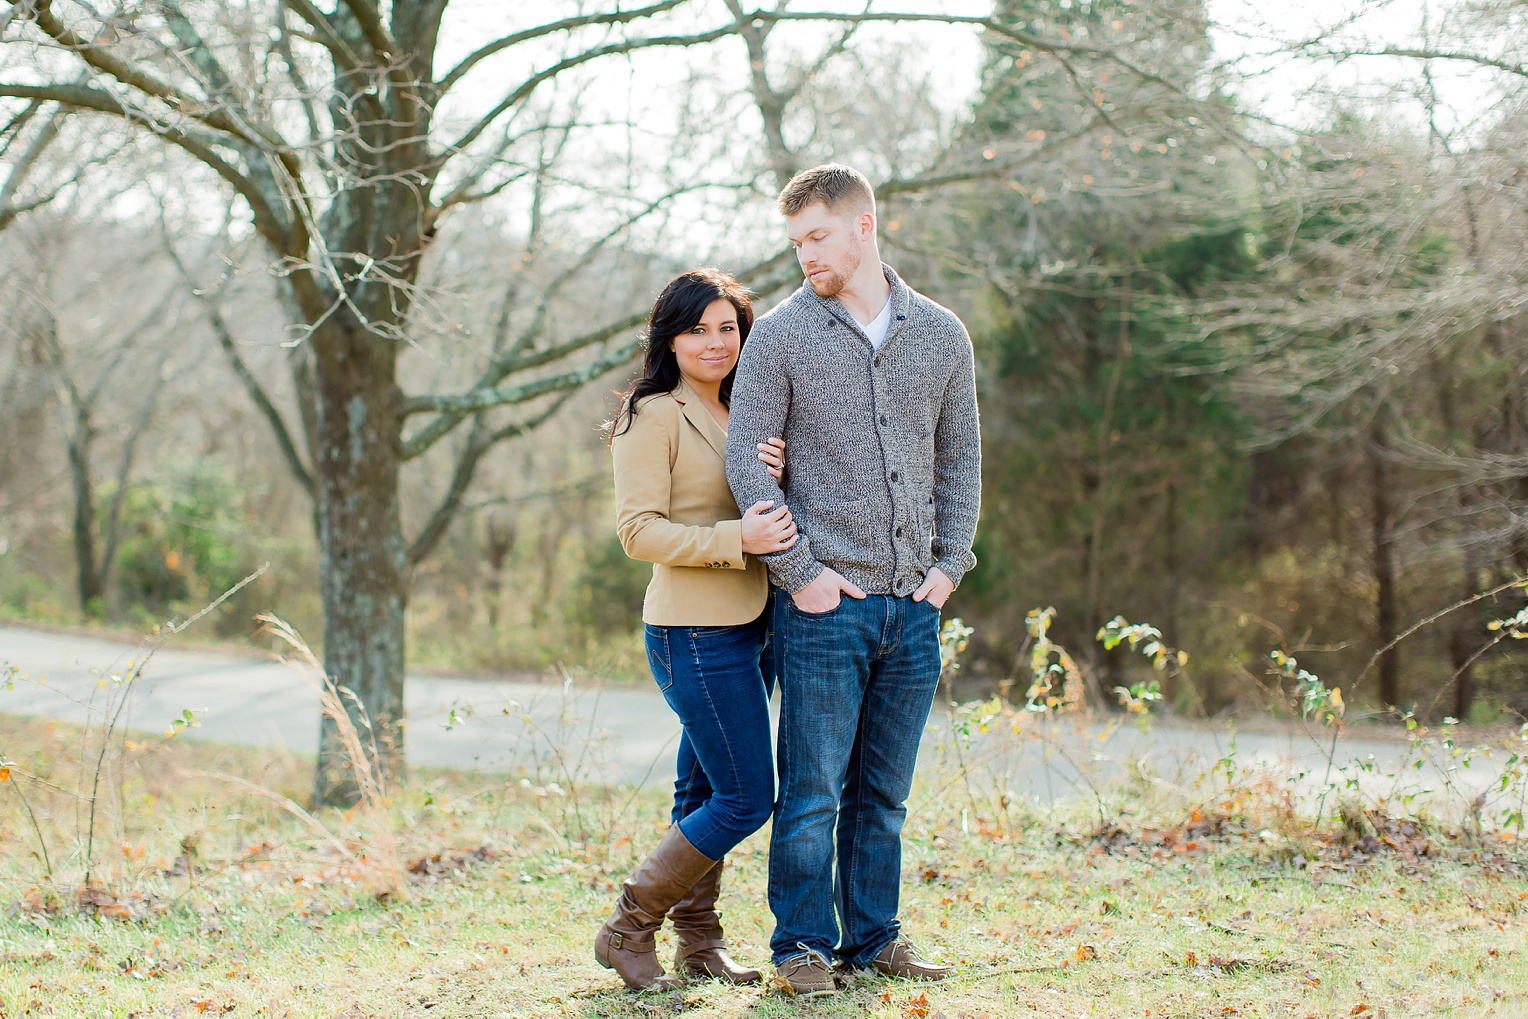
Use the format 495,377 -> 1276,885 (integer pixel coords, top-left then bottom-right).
0,624 -> 680,788
1,624 -> 1511,818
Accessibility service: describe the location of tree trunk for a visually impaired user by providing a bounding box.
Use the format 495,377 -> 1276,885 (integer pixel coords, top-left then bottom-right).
1368,417 -> 1400,708
310,315 -> 408,806
65,410 -> 103,614
1162,474 -> 1180,706
1451,548 -> 1481,721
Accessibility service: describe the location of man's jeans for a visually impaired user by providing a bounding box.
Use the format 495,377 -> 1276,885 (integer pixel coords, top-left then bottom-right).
768,592 -> 942,965
646,613 -> 775,860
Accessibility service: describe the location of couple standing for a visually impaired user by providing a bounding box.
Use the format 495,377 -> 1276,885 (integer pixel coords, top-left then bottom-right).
599,163 -> 982,995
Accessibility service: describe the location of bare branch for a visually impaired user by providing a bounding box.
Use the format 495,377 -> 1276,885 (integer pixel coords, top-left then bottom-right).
400,240 -> 794,460
4,0 -> 273,147
725,0 -> 794,186
434,165 -> 532,214
441,20 -> 743,164
405,389 -> 578,567
400,340 -> 639,419
1305,44 -> 1527,80
277,0 -> 365,74
0,81 -> 301,257
165,233 -> 319,500
0,102 -> 66,230
340,0 -> 398,63
0,97 -> 44,157
878,113 -> 1110,197
100,343 -> 173,585
752,8 -> 1205,105
275,7 -> 324,142
403,181 -> 704,458
160,1 -> 242,101
436,1 -> 689,92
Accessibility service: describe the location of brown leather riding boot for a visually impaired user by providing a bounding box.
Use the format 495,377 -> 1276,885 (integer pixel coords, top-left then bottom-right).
669,858 -> 761,984
594,826 -> 716,990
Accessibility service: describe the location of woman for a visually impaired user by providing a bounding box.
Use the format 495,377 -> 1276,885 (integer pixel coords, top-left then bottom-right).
596,268 -> 794,990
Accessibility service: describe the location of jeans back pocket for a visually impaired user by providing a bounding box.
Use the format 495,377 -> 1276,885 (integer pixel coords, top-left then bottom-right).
645,624 -> 675,692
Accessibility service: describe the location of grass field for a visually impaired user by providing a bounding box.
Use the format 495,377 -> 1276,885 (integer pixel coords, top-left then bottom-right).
2,710 -> 1527,1019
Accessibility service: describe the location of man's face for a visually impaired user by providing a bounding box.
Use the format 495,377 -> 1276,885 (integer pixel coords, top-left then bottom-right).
785,201 -> 871,298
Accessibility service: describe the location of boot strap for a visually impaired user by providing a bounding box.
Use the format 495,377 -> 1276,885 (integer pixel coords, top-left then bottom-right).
606,931 -> 657,953
677,937 -> 728,955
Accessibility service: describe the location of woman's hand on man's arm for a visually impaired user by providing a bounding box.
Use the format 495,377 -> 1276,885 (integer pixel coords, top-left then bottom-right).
758,436 -> 786,483
739,500 -> 797,556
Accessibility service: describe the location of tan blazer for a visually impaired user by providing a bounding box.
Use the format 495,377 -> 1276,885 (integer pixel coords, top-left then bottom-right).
611,380 -> 769,626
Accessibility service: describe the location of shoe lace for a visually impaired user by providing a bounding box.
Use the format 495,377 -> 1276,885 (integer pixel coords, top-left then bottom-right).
790,942 -> 832,972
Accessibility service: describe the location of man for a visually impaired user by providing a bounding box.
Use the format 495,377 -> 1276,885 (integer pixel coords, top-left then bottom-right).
725,163 -> 981,995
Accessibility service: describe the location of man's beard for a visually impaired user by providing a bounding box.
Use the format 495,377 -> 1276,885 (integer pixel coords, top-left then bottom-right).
806,241 -> 861,297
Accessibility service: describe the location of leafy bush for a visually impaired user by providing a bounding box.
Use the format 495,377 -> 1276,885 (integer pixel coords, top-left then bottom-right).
112,458 -> 253,623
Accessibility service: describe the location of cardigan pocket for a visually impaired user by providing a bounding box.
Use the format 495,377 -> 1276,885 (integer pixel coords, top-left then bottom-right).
800,497 -> 880,573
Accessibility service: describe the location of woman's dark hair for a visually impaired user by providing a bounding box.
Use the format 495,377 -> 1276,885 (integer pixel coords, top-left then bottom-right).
609,267 -> 754,439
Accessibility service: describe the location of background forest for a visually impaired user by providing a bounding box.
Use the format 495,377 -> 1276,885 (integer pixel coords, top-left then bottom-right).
2,0 -> 1525,739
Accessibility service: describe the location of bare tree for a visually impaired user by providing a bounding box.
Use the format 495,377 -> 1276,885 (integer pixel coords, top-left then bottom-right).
0,0 -> 1215,799
3,216 -> 189,615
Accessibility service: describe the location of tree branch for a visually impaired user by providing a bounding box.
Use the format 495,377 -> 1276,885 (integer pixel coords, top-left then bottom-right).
100,344 -> 173,586
752,9 -> 1203,103
0,82 -> 297,256
277,0 -> 365,74
405,389 -> 578,567
399,241 -> 795,460
436,0 -> 689,92
441,21 -> 743,163
0,101 -> 64,229
200,294 -> 318,500
400,340 -> 639,419
162,231 -> 317,498
340,0 -> 398,63
877,113 -> 1110,197
404,180 -> 704,458
1306,44 -> 1527,80
160,1 -> 242,102
724,0 -> 795,187
3,0 -> 276,147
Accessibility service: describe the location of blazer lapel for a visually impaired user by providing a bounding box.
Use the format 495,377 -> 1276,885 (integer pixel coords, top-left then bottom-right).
674,381 -> 728,462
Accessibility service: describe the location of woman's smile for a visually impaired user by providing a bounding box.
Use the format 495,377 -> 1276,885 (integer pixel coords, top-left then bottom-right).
671,298 -> 741,386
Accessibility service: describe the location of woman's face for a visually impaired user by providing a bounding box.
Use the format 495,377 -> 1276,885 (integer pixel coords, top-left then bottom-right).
669,298 -> 740,389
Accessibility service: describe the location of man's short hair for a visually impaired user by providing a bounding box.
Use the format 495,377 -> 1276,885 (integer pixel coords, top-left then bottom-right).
777,163 -> 876,218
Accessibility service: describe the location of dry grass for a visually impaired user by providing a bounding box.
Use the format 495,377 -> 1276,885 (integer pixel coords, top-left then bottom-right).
3,713 -> 1528,1019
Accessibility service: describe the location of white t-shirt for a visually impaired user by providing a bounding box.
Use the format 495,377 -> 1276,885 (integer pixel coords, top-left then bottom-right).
856,297 -> 893,352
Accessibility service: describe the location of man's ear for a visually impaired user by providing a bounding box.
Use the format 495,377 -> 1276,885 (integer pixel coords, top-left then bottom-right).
860,209 -> 877,241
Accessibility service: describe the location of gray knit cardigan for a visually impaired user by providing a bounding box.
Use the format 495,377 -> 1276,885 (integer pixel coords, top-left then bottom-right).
725,263 -> 981,597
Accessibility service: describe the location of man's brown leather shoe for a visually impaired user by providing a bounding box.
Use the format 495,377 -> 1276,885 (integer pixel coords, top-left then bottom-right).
869,936 -> 951,980
775,944 -> 836,997
669,859 -> 761,984
594,826 -> 716,990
